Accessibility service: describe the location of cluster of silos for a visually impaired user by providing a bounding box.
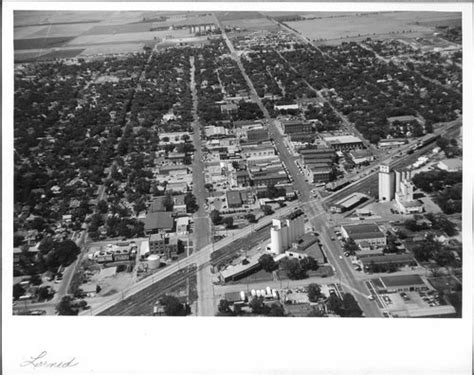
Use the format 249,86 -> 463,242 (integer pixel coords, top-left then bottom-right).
395,169 -> 412,193
270,213 -> 305,254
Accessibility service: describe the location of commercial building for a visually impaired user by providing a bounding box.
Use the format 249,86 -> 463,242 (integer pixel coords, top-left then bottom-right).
378,164 -> 395,201
281,120 -> 313,134
149,232 -> 178,259
378,138 -> 407,147
226,190 -> 243,208
275,104 -> 300,112
437,158 -> 462,172
220,253 -> 262,283
360,253 -> 417,271
323,135 -> 364,151
144,212 -> 175,234
376,274 -> 429,293
246,127 -> 269,143
340,223 -> 386,249
349,149 -> 374,165
270,210 -> 305,254
331,193 -> 368,213
241,144 -> 275,159
166,182 -> 188,194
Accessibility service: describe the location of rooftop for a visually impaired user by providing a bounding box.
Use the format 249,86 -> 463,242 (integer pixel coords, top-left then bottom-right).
324,135 -> 363,144
380,274 -> 426,288
144,212 -> 174,232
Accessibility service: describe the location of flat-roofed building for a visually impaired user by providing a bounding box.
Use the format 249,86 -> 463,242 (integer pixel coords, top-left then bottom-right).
437,158 -> 462,172
282,120 -> 312,134
226,190 -> 243,208
378,138 -> 407,147
350,149 -> 374,165
360,253 -> 417,271
324,135 -> 364,151
331,193 -> 368,213
149,232 -> 178,259
377,274 -> 429,293
247,127 -> 269,143
341,223 -> 386,248
144,212 -> 174,234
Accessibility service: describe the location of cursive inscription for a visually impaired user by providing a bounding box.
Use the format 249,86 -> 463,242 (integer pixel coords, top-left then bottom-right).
20,351 -> 78,369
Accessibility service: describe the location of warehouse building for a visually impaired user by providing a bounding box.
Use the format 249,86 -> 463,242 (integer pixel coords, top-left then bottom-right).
324,135 -> 364,151
340,223 -> 386,249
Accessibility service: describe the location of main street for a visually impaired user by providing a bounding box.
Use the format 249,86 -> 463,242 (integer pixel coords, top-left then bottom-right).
216,18 -> 380,316
190,55 -> 215,315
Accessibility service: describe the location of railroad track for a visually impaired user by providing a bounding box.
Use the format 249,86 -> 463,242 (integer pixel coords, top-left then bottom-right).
98,265 -> 197,316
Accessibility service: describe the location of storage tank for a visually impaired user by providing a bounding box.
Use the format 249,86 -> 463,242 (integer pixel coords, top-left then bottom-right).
281,225 -> 289,250
251,289 -> 256,297
256,290 -> 262,297
266,286 -> 272,295
272,289 -> 278,299
240,291 -> 246,301
271,227 -> 282,254
260,289 -> 266,297
147,254 -> 161,270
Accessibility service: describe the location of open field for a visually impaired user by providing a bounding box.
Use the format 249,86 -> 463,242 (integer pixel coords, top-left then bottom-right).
14,36 -> 75,50
79,43 -> 145,56
68,29 -> 190,46
14,11 -> 108,27
286,11 -> 461,43
223,17 -> 279,31
16,23 -> 98,38
15,48 -> 86,63
216,11 -> 264,21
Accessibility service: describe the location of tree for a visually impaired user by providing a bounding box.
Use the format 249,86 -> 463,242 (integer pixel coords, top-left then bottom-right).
30,274 -> 42,286
249,296 -> 270,315
45,239 -> 80,270
326,294 -> 343,315
258,253 -> 278,272
307,283 -> 322,302
56,296 -> 79,315
37,286 -> 54,301
300,256 -> 318,271
184,193 -> 198,213
13,283 -> 25,300
343,238 -> 359,254
244,213 -> 257,223
341,293 -> 363,317
222,216 -> 234,229
281,257 -> 307,280
261,205 -> 274,216
267,303 -> 285,317
163,194 -> 174,212
217,299 -> 234,316
97,199 -> 108,214
159,295 -> 188,316
210,209 -> 222,225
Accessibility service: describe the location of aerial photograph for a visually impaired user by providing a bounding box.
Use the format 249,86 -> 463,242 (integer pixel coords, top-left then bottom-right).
12,10 -> 463,318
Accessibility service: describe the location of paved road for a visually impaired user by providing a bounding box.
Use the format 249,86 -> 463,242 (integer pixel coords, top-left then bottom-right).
216,20 -> 381,316
189,55 -> 211,252
82,201 -> 302,315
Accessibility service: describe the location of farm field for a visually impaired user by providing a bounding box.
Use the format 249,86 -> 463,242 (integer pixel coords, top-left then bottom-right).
216,11 -> 264,21
286,11 -> 461,43
67,29 -> 190,46
14,36 -> 75,50
79,43 -> 145,56
17,23 -> 98,38
222,17 -> 279,31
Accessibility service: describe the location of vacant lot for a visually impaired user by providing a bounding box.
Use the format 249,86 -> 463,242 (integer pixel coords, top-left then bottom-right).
287,11 -> 461,43
14,36 -> 75,50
